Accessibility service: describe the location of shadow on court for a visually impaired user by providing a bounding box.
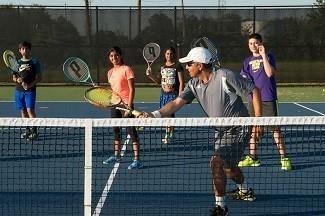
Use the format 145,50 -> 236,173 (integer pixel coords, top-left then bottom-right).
0,102 -> 325,215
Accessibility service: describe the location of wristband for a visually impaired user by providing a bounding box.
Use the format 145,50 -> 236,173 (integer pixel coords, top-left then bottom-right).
151,110 -> 161,118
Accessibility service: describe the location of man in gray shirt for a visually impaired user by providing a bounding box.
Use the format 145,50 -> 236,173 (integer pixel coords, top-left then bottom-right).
142,47 -> 262,216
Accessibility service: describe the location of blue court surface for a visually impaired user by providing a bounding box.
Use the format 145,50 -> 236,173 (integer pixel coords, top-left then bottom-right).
0,101 -> 324,118
0,102 -> 324,216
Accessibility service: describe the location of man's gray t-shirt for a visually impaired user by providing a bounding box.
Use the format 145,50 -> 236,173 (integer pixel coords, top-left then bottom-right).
179,68 -> 255,118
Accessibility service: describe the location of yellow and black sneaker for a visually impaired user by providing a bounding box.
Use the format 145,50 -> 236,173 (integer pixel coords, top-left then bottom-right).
227,188 -> 256,201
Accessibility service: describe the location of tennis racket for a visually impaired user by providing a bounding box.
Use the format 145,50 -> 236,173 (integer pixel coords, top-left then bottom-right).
84,86 -> 142,117
191,37 -> 221,68
63,57 -> 95,86
3,50 -> 29,90
143,42 -> 160,75
3,50 -> 19,73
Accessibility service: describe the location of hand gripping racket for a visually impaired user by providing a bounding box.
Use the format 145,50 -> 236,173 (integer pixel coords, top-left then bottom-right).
191,37 -> 221,68
63,57 -> 95,86
3,50 -> 29,90
84,86 -> 142,117
143,42 -> 160,75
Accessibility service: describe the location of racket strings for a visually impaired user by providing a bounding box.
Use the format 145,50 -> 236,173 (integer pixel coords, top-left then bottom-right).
63,58 -> 94,84
193,37 -> 221,67
8,57 -> 19,71
66,63 -> 89,81
3,52 -> 19,72
85,88 -> 120,107
143,43 -> 161,62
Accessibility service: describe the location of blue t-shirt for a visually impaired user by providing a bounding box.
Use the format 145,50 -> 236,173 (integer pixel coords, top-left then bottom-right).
240,53 -> 277,101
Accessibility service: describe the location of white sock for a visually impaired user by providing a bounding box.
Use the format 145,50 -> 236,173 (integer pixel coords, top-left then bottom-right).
236,181 -> 248,193
215,196 -> 226,208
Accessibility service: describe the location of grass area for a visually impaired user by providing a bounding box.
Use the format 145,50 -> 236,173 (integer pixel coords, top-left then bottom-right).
1,85 -> 324,102
277,86 -> 325,102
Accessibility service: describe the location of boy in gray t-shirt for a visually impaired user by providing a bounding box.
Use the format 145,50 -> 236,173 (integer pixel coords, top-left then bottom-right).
141,47 -> 263,216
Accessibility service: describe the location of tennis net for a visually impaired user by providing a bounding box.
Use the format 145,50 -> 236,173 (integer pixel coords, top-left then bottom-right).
0,116 -> 324,216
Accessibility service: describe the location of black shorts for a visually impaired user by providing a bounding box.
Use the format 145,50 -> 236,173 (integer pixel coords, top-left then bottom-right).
111,108 -> 139,142
214,126 -> 251,168
248,101 -> 278,117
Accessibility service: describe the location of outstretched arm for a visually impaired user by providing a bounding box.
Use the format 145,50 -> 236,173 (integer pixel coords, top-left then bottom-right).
145,97 -> 187,118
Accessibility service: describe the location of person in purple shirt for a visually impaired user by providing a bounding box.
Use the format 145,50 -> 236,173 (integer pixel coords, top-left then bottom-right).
238,33 -> 292,171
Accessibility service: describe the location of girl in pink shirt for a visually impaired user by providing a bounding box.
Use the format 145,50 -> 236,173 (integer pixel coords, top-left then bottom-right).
102,46 -> 143,170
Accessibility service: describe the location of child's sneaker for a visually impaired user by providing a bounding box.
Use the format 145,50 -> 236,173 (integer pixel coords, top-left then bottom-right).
103,156 -> 121,164
281,157 -> 292,171
162,133 -> 173,144
27,132 -> 38,141
128,160 -> 143,170
238,155 -> 261,167
21,131 -> 31,139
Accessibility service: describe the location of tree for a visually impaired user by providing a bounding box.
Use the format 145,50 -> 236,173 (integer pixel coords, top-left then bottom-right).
307,0 -> 325,59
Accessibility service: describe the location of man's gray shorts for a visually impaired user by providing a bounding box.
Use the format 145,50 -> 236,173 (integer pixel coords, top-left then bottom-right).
214,126 -> 251,168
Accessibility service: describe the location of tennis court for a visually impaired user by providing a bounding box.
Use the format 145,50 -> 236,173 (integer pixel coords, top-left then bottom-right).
0,101 -> 324,215
1,3 -> 325,215
0,101 -> 324,118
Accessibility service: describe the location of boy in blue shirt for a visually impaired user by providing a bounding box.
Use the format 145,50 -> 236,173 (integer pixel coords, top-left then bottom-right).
13,41 -> 42,140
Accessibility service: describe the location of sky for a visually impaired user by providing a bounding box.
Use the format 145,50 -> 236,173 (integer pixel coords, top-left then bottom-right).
0,0 -> 316,7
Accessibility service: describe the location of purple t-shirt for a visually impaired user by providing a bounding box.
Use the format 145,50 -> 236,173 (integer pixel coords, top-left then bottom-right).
240,53 -> 277,101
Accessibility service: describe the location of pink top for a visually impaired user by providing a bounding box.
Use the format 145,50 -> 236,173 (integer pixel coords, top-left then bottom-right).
107,65 -> 135,103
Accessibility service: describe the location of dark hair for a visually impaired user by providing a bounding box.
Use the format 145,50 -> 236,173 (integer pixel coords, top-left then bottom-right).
164,46 -> 176,62
248,33 -> 263,42
18,41 -> 32,50
164,47 -> 176,55
107,46 -> 124,64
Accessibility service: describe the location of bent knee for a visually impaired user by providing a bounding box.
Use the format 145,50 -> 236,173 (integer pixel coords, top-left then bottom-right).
210,155 -> 224,168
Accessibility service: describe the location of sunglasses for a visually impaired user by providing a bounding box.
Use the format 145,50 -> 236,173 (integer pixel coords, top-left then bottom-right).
186,61 -> 195,67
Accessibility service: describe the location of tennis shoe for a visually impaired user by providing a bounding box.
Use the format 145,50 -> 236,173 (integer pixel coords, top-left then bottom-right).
21,131 -> 31,139
136,126 -> 144,131
162,133 -> 173,144
281,157 -> 292,171
238,155 -> 261,167
128,160 -> 143,170
27,132 -> 38,141
210,205 -> 229,216
103,156 -> 121,164
227,188 -> 256,201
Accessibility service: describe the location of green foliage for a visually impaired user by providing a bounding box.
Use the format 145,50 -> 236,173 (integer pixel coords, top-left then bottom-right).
0,6 -> 324,84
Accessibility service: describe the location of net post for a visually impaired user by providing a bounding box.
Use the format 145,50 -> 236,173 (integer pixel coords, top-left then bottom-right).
84,119 -> 93,216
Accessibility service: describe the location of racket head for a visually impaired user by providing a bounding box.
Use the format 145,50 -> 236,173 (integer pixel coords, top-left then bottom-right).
3,50 -> 19,72
143,42 -> 161,63
84,86 -> 122,108
191,37 -> 221,67
63,57 -> 94,84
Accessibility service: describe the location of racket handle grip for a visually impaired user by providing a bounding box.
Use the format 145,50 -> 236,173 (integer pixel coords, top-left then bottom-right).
131,109 -> 142,117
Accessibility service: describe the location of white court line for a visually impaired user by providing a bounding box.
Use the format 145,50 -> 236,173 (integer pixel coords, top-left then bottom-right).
294,102 -> 325,116
92,135 -> 130,216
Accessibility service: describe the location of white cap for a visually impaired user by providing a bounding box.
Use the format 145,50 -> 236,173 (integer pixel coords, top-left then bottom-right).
179,47 -> 212,64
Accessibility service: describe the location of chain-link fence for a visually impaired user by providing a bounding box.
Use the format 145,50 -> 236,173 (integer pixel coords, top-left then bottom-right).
0,5 -> 324,84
